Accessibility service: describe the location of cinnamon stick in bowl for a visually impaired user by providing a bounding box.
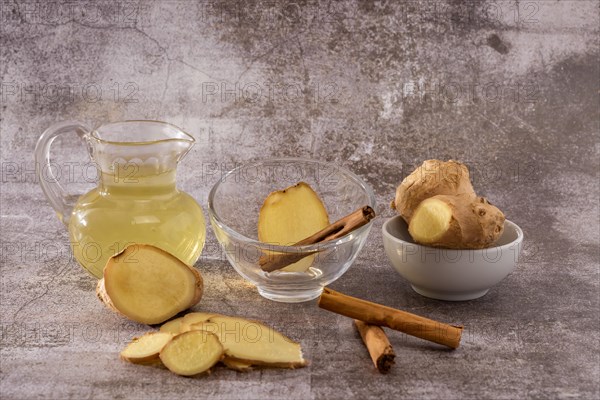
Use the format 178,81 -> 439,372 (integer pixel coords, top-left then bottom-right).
319,288 -> 463,349
259,206 -> 376,272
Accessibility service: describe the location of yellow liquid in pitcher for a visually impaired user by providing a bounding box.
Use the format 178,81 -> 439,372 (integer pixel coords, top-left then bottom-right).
68,170 -> 206,278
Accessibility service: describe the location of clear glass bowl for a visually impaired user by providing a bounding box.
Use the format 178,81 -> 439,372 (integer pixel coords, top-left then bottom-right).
208,158 -> 376,303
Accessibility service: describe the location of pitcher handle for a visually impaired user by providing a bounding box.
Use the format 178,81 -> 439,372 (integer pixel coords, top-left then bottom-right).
34,121 -> 90,226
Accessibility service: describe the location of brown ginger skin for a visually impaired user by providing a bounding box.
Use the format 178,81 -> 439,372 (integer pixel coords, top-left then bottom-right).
409,194 -> 505,249
393,160 -> 476,223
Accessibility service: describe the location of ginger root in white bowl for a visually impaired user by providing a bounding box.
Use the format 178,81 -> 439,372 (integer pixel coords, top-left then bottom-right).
393,160 -> 505,249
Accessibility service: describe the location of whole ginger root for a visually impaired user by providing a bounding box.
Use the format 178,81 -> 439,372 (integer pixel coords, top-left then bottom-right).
408,194 -> 505,249
393,160 -> 476,223
393,160 -> 505,249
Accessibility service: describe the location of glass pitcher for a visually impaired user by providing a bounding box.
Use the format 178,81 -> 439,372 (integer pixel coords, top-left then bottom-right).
35,120 -> 206,278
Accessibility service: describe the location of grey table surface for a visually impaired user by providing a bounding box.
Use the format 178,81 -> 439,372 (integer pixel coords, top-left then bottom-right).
1,1 -> 599,399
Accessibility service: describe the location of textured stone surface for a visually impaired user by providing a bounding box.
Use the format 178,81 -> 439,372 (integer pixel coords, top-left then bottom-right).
1,1 -> 599,399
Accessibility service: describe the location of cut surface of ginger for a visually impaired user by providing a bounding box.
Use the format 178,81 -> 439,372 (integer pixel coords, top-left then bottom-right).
180,312 -> 220,332
102,244 -> 202,325
408,198 -> 453,243
159,331 -> 223,376
192,316 -> 306,368
160,317 -> 184,334
258,182 -> 329,272
120,332 -> 174,364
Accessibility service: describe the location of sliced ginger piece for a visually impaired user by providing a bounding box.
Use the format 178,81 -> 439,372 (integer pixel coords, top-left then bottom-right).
409,194 -> 505,249
179,312 -> 220,332
120,332 -> 173,364
193,316 -> 306,368
159,331 -> 223,376
222,357 -> 253,372
186,321 -> 253,371
97,244 -> 203,325
258,182 -> 329,272
160,317 -> 184,334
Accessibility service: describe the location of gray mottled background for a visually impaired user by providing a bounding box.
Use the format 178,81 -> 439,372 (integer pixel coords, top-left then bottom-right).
1,1 -> 599,399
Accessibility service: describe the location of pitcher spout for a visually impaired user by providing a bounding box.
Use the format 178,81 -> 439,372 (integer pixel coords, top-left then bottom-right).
87,121 -> 195,179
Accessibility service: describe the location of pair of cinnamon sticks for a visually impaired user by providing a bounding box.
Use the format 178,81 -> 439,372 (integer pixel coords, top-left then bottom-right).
258,203 -> 464,373
319,288 -> 464,374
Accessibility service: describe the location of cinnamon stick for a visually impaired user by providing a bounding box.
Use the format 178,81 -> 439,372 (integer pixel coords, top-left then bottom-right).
354,320 -> 396,373
319,288 -> 463,349
259,206 -> 376,272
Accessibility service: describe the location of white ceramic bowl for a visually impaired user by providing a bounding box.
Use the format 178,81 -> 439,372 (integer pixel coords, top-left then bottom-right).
382,215 -> 523,301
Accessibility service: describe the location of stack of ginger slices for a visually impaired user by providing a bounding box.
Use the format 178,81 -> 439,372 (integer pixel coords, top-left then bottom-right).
120,312 -> 307,376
